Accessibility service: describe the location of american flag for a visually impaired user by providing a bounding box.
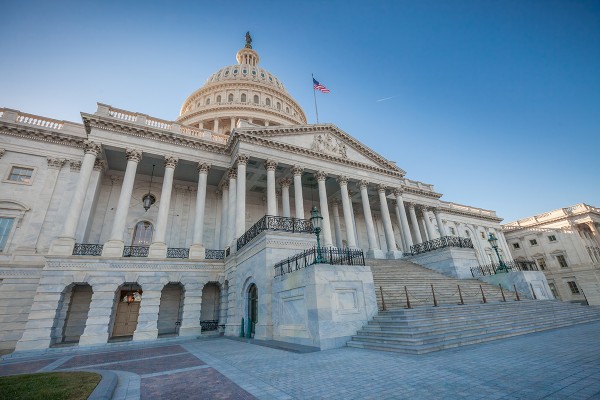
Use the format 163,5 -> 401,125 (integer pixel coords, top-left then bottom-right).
313,78 -> 330,93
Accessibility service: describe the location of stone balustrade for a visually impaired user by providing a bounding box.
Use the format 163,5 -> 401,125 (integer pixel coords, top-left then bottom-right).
0,107 -> 85,136
440,201 -> 497,218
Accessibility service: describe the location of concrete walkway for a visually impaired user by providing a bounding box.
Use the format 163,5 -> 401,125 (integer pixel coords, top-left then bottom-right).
1,321 -> 600,399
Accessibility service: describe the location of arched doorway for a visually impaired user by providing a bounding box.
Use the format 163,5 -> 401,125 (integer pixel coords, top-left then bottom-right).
200,282 -> 221,332
157,283 -> 184,337
110,283 -> 142,339
52,284 -> 93,345
247,284 -> 258,337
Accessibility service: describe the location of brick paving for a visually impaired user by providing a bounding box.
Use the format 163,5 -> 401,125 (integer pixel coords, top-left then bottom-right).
0,321 -> 599,399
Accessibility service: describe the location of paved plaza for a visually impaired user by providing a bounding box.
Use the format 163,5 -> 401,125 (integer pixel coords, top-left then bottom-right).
1,321 -> 600,399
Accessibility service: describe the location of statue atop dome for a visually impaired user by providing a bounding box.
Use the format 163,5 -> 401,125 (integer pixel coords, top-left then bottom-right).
245,31 -> 252,49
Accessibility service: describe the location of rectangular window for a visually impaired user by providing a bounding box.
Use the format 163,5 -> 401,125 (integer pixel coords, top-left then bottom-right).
529,239 -> 538,246
536,258 -> 547,270
0,218 -> 15,251
567,281 -> 580,294
548,235 -> 557,242
548,282 -> 559,299
557,255 -> 568,268
512,243 -> 520,249
8,166 -> 34,184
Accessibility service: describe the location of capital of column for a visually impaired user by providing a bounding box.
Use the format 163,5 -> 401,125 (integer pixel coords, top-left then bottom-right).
430,206 -> 440,215
358,179 -> 369,189
126,148 -> 143,163
93,159 -> 106,171
0,149 -> 5,159
393,187 -> 403,197
221,181 -> 230,190
406,201 -> 416,210
315,170 -> 328,181
83,140 -> 102,156
264,159 -> 278,171
292,165 -> 304,176
110,175 -> 122,184
164,155 -> 178,169
279,177 -> 292,188
69,160 -> 82,172
227,168 -> 237,179
377,183 -> 388,193
275,189 -> 281,197
330,198 -> 340,206
47,157 -> 66,169
336,175 -> 349,185
237,153 -> 250,165
197,162 -> 210,174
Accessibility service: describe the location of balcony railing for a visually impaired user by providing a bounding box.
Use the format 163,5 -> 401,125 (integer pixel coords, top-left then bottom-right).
205,249 -> 226,260
72,243 -> 103,256
237,215 -> 313,251
471,260 -> 539,277
408,236 -> 473,255
200,320 -> 221,331
123,246 -> 149,257
166,248 -> 189,259
274,247 -> 365,278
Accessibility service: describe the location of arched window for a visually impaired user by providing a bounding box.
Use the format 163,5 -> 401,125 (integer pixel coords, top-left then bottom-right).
276,102 -> 281,110
265,98 -> 271,106
286,106 -> 290,113
205,98 -> 210,105
253,95 -> 259,104
216,95 -> 221,103
241,93 -> 247,102
228,93 -> 234,102
132,221 -> 153,245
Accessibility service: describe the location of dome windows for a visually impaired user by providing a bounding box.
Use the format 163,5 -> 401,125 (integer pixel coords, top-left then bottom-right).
216,95 -> 222,103
228,93 -> 234,102
265,98 -> 271,106
276,102 -> 281,110
206,98 -> 211,105
260,72 -> 265,78
233,69 -> 238,75
252,70 -> 257,76
225,70 -> 230,76
286,106 -> 290,113
241,93 -> 247,102
242,69 -> 248,75
253,95 -> 259,104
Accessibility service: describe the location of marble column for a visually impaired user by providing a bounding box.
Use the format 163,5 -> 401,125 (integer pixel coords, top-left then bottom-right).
394,189 -> 413,249
378,184 -> 401,258
292,165 -> 305,219
348,191 -> 359,246
358,180 -> 383,258
49,141 -> 101,255
230,116 -> 236,131
421,207 -> 438,240
337,176 -> 357,248
101,148 -> 142,257
219,182 -> 229,249
133,281 -> 165,341
407,202 -> 423,244
214,118 -> 220,133
432,207 -> 446,237
178,282 -> 203,337
235,154 -> 249,238
149,156 -> 178,258
227,169 -> 237,246
279,178 -> 291,218
265,159 -> 277,216
331,199 -> 343,248
315,171 -> 333,247
190,162 -> 210,259
275,189 -> 280,217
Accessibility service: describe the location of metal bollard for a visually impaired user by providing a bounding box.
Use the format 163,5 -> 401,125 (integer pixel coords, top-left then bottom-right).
240,317 -> 245,338
380,286 -> 387,311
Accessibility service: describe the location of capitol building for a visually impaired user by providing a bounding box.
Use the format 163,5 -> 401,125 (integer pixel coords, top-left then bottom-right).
0,35 -> 548,355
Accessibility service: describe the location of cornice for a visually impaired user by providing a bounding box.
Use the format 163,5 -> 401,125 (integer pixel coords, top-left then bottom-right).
0,124 -> 85,149
179,103 -> 301,126
402,186 -> 443,199
83,114 -> 228,155
439,206 -> 503,223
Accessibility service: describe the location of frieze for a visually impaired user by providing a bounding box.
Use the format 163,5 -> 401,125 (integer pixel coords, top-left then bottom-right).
311,132 -> 348,159
47,157 -> 66,169
0,126 -> 84,149
45,260 -> 225,271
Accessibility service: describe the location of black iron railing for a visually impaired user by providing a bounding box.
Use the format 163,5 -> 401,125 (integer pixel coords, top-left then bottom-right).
408,236 -> 473,255
274,247 -> 365,277
166,248 -> 189,259
72,243 -> 103,256
205,249 -> 225,260
237,215 -> 313,251
471,260 -> 539,277
200,320 -> 220,331
123,246 -> 149,257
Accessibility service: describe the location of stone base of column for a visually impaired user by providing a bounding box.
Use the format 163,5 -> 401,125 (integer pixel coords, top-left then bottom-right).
188,244 -> 206,260
14,331 -> 52,352
133,329 -> 159,341
148,242 -> 167,258
366,249 -> 386,259
178,326 -> 202,338
101,240 -> 125,257
48,237 -> 76,256
386,250 -> 404,259
79,332 -> 109,346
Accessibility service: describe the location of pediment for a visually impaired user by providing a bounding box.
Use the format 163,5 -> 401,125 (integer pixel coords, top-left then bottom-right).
235,124 -> 405,175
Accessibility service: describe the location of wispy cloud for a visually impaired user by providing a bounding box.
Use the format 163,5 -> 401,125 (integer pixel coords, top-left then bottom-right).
376,96 -> 397,102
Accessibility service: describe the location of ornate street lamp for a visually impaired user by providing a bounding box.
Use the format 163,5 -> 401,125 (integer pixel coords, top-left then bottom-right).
310,205 -> 324,263
142,164 -> 156,212
488,232 -> 507,272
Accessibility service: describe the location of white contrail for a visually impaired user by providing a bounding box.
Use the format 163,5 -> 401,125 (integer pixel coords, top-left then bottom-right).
376,96 -> 397,102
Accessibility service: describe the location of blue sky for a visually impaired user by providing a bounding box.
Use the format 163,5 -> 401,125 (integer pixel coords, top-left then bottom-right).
1,0 -> 598,223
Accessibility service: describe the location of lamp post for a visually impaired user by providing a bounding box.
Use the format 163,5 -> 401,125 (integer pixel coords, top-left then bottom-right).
488,232 -> 507,272
310,206 -> 324,263
142,164 -> 156,211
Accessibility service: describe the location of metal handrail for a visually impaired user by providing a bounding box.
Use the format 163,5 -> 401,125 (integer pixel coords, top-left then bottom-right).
274,247 -> 365,277
408,236 -> 473,255
470,260 -> 539,277
237,215 -> 313,251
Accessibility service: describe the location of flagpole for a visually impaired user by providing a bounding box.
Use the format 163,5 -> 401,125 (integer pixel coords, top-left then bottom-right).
312,73 -> 319,124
